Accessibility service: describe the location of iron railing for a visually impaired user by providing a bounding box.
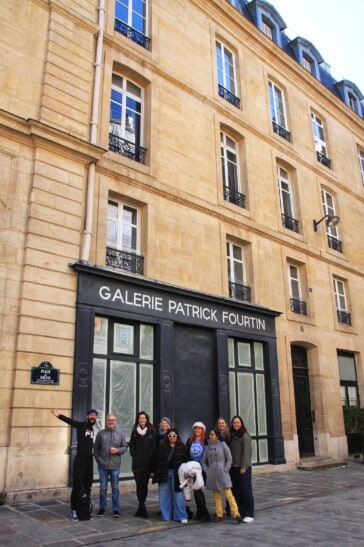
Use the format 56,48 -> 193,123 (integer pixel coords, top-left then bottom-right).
290,298 -> 307,315
224,185 -> 246,208
109,133 -> 147,164
328,236 -> 343,253
218,84 -> 240,108
272,121 -> 291,142
114,20 -> 150,49
229,281 -> 251,302
281,214 -> 299,233
337,310 -> 351,326
316,151 -> 331,168
106,248 -> 144,275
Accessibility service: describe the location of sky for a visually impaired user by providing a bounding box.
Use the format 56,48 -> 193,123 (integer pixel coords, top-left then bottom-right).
269,0 -> 364,94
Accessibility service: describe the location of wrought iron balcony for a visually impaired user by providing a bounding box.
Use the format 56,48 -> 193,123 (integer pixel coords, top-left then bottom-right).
327,236 -> 343,253
229,281 -> 251,302
109,133 -> 147,164
272,121 -> 291,142
218,84 -> 240,108
316,151 -> 331,168
114,20 -> 150,49
281,214 -> 299,233
337,310 -> 351,326
290,298 -> 307,315
106,247 -> 144,275
224,185 -> 246,208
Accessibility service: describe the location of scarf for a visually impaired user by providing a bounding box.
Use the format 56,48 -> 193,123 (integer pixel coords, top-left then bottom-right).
137,425 -> 148,436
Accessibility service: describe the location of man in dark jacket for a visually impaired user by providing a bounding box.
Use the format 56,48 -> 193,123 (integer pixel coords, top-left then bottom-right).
51,407 -> 98,520
94,414 -> 128,518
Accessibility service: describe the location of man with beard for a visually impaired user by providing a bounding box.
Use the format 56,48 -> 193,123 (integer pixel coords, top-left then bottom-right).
51,408 -> 98,520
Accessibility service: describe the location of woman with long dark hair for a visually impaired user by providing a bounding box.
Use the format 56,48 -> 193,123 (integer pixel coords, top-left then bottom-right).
153,428 -> 188,523
229,415 -> 254,523
129,411 -> 155,518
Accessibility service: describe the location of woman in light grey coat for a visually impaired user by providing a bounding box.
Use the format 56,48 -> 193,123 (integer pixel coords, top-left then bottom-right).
201,429 -> 241,523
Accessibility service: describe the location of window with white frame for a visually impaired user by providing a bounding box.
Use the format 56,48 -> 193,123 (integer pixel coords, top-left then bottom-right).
221,132 -> 245,208
277,166 -> 298,232
311,113 -> 330,167
358,148 -> 364,183
269,82 -> 290,141
216,41 -> 240,107
114,0 -> 149,48
333,277 -> 351,326
302,53 -> 313,73
288,263 -> 306,315
321,189 -> 341,252
109,74 -> 146,164
106,200 -> 144,274
262,18 -> 273,39
227,241 -> 250,301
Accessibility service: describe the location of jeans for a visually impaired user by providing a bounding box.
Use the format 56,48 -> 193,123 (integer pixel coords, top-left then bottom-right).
98,464 -> 120,511
158,469 -> 187,522
230,466 -> 254,518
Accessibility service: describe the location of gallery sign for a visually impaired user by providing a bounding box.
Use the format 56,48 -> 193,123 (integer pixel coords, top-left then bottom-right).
77,271 -> 278,336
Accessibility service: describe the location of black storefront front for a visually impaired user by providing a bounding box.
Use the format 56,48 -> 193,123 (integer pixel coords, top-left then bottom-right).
71,263 -> 285,474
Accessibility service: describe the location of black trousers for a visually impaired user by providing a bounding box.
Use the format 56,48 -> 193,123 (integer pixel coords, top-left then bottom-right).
71,454 -> 93,511
133,469 -> 150,506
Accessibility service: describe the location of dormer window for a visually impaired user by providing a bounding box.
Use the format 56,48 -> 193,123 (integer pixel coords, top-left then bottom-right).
247,0 -> 286,47
302,54 -> 313,74
289,37 -> 323,81
335,80 -> 363,117
262,17 -> 273,40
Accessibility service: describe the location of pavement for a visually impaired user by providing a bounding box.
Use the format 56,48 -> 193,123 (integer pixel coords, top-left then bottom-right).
0,458 -> 363,547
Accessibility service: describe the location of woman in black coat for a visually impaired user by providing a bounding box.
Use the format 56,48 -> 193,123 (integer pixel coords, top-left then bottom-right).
129,411 -> 155,518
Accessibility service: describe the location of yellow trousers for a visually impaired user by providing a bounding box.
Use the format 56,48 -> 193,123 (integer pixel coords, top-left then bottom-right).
213,488 -> 240,518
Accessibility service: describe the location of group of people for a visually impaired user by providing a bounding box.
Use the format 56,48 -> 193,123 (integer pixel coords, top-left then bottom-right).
51,408 -> 254,524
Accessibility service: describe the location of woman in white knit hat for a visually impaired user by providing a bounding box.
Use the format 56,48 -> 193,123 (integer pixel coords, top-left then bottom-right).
185,421 -> 211,522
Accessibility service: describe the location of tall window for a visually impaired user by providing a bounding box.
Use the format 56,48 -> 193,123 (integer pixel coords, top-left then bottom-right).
227,242 -> 250,302
228,339 -> 268,464
338,352 -> 359,407
321,190 -> 342,252
269,82 -> 290,141
302,53 -> 313,73
277,166 -> 298,232
221,132 -> 245,208
333,277 -> 351,326
115,0 -> 149,49
288,263 -> 306,315
358,148 -> 364,184
216,41 -> 240,108
92,317 -> 155,477
109,74 -> 147,164
106,200 -> 144,274
311,113 -> 330,168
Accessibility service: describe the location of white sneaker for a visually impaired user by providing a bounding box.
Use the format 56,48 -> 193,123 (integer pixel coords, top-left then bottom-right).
70,510 -> 78,521
243,516 -> 254,523
180,519 -> 188,524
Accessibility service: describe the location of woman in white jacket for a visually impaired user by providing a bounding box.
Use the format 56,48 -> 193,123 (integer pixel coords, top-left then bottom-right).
201,429 -> 241,523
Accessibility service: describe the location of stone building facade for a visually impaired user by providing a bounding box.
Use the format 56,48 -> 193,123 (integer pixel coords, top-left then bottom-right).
0,0 -> 363,498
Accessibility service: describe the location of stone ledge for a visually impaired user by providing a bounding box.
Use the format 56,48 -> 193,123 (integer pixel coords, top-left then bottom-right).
297,457 -> 347,471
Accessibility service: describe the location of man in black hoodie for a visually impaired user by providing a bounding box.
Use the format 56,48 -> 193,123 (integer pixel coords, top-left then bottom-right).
51,407 -> 98,520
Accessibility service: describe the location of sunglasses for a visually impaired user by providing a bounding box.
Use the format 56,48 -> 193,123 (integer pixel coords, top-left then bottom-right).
168,434 -> 177,438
